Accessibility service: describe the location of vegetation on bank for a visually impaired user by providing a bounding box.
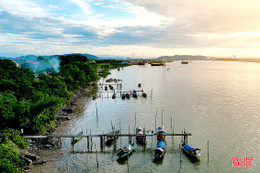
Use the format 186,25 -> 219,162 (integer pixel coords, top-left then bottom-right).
0,54 -> 128,172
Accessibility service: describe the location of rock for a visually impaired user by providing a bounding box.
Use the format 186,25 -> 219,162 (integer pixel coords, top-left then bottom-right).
43,144 -> 52,149
56,116 -> 70,121
62,108 -> 74,113
21,156 -> 32,166
33,160 -> 48,165
22,151 -> 40,161
24,167 -> 31,172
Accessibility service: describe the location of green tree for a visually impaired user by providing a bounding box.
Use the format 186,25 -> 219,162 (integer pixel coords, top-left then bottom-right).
0,141 -> 26,173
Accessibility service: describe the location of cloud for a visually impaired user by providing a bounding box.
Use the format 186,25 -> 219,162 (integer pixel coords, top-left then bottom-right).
49,5 -> 60,9
0,0 -> 47,17
124,0 -> 260,34
71,0 -> 92,15
0,0 -> 260,57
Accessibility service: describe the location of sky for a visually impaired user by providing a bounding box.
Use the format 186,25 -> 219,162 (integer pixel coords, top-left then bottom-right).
0,0 -> 260,58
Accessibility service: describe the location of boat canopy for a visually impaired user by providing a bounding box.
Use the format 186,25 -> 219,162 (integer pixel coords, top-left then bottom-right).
157,141 -> 166,149
183,143 -> 199,152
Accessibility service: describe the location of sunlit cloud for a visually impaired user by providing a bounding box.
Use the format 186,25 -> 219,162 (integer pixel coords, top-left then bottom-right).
0,0 -> 260,58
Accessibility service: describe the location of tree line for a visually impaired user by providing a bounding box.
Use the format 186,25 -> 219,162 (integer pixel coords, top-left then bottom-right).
0,54 -> 128,172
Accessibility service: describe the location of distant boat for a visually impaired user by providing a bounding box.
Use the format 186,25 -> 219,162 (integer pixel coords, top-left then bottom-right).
121,93 -> 126,99
181,61 -> 189,64
151,63 -> 166,66
117,143 -> 134,159
125,93 -> 130,99
137,61 -> 148,65
182,142 -> 201,160
132,91 -> 137,98
71,131 -> 83,144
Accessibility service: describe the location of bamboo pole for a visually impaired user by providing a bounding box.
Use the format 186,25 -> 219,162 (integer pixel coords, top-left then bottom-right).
207,140 -> 210,164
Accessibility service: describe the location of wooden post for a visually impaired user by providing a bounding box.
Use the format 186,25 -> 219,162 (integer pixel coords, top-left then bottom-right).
95,145 -> 99,169
87,136 -> 89,152
128,125 -> 131,143
144,127 -> 146,145
95,102 -> 98,119
179,143 -> 182,164
72,137 -> 75,152
134,113 -> 136,130
207,140 -> 210,164
171,117 -> 173,143
155,109 -> 157,132
161,109 -> 164,128
100,136 -> 103,152
90,129 -> 93,152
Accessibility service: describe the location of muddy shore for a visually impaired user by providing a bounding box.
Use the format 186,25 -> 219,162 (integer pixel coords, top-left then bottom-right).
23,84 -> 98,172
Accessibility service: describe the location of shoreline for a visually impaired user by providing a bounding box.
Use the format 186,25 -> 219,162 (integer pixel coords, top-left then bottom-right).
46,84 -> 98,134
23,84 -> 98,172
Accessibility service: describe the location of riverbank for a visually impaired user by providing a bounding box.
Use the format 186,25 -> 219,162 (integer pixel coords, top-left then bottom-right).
23,84 -> 98,172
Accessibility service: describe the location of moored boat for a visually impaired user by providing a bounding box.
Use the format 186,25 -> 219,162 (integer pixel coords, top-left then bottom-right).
121,93 -> 126,99
71,131 -> 83,144
136,127 -> 145,144
105,130 -> 120,146
117,143 -> 134,159
181,60 -> 189,64
157,127 -> 166,142
182,142 -> 201,160
125,93 -> 130,99
132,91 -> 137,98
154,141 -> 166,161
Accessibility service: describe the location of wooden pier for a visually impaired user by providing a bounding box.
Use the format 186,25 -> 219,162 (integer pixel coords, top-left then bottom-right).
23,132 -> 192,152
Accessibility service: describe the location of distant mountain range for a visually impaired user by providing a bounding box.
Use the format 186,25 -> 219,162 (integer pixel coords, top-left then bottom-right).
0,53 -> 212,62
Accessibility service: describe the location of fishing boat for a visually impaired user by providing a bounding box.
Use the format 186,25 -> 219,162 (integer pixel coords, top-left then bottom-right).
125,93 -> 130,99
136,127 -> 145,144
154,141 -> 166,161
157,127 -> 166,142
182,142 -> 201,160
122,93 -> 126,99
132,91 -> 137,98
105,130 -> 120,146
117,143 -> 134,159
181,60 -> 189,64
71,131 -> 83,144
112,93 -> 116,99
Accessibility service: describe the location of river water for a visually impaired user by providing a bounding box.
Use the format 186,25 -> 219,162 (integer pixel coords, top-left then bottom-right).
32,61 -> 260,173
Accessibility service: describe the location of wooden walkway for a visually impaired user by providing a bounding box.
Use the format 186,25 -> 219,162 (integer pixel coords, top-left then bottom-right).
23,133 -> 192,139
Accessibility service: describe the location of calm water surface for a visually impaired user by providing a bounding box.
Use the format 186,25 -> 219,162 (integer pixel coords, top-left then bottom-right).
32,61 -> 260,173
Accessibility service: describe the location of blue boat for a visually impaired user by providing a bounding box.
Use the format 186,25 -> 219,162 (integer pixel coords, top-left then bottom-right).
182,142 -> 201,160
154,141 -> 166,161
